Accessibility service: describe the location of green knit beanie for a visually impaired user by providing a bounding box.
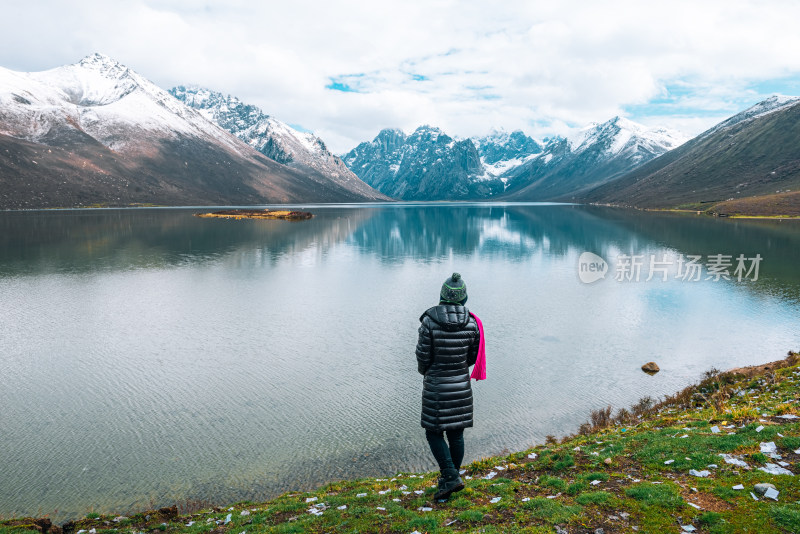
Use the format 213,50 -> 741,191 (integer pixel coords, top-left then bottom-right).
440,272 -> 467,304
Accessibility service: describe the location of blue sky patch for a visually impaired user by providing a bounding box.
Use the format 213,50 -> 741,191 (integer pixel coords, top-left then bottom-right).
326,74 -> 366,93
625,77 -> 800,122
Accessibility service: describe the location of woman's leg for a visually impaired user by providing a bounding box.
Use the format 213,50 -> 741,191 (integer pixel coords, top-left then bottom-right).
445,429 -> 464,470
425,429 -> 455,472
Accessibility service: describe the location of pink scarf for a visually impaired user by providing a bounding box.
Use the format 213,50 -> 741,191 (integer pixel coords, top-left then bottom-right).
469,312 -> 486,381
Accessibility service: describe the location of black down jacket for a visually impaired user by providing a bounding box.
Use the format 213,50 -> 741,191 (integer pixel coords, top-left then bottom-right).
416,304 -> 480,430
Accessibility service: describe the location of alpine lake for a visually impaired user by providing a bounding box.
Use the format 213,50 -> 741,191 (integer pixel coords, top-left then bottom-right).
1,202 -> 799,522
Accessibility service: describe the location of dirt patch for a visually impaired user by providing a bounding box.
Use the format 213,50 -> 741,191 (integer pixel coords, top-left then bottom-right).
681,490 -> 735,513
713,191 -> 800,218
724,352 -> 799,379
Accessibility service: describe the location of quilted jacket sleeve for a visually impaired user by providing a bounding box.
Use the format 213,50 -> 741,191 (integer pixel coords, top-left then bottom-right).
416,319 -> 433,375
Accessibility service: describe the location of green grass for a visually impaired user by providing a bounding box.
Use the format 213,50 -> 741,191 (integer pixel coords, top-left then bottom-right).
0,527 -> 41,534
537,475 -> 567,492
625,483 -> 684,509
699,511 -> 723,527
771,505 -> 800,532
565,481 -> 587,495
575,491 -> 611,505
521,498 -> 582,523
457,509 -> 484,522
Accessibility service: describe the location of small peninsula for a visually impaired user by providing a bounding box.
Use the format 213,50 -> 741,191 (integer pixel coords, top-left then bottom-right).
194,209 -> 313,221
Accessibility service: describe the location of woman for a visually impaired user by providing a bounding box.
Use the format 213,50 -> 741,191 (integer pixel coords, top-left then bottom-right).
415,272 -> 483,501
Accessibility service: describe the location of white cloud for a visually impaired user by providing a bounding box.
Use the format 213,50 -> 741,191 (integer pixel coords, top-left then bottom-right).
2,0 -> 800,152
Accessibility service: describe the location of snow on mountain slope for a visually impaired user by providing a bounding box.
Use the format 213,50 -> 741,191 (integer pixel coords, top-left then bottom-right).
170,85 -> 385,199
0,53 -> 242,154
497,117 -> 687,201
568,116 -> 686,159
701,95 -> 800,138
0,53 -> 390,208
471,129 -> 543,180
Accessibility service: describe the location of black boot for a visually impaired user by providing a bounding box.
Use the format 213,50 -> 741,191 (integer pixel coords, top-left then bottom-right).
434,468 -> 464,501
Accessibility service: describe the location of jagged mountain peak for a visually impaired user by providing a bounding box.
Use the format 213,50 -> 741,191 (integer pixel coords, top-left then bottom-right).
568,116 -> 686,156
77,52 -> 128,72
343,124 -> 491,200
408,124 -> 448,143
0,54 -> 234,153
473,129 -> 543,166
377,127 -> 406,137
171,85 -> 384,199
32,53 -> 143,107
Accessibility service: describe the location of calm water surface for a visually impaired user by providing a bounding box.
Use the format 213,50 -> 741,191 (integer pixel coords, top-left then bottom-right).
1,203 -> 799,521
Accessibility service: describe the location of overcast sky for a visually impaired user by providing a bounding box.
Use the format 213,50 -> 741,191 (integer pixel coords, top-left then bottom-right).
3,0 -> 800,153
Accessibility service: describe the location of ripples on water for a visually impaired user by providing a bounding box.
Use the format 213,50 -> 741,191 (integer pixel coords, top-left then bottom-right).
1,204 -> 799,521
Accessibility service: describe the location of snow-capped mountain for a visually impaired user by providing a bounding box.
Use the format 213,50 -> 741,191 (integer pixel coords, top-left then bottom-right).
343,118 -> 685,201
500,117 -> 687,201
169,86 -> 384,200
579,96 -> 800,210
471,129 -> 543,177
0,54 -> 385,208
343,126 -> 498,200
699,94 -> 800,139
0,53 -> 241,154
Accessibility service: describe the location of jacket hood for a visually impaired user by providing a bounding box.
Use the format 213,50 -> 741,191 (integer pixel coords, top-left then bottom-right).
421,304 -> 471,331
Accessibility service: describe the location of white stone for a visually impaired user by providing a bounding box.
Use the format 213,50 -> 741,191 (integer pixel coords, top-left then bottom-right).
759,464 -> 794,476
719,454 -> 749,468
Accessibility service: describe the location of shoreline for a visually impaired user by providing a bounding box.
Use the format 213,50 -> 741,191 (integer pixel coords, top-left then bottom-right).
4,351 -> 798,533
0,200 -> 796,220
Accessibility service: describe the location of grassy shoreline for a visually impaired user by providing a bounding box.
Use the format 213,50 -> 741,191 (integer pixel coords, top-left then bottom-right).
3,353 -> 799,534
